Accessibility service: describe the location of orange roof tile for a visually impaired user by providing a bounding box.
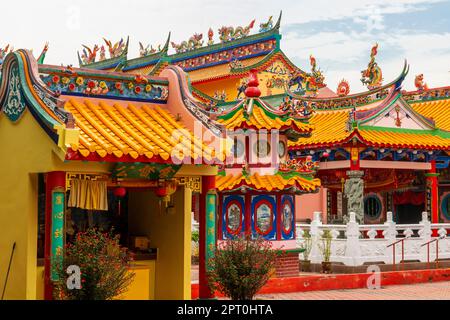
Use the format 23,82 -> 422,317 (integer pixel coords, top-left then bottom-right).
216,172 -> 321,192
64,97 -> 222,161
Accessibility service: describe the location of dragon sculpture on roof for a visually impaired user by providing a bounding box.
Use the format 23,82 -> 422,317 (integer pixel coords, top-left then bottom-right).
171,33 -> 203,53
259,16 -> 273,33
361,43 -> 383,89
288,54 -> 326,96
218,19 -> 255,42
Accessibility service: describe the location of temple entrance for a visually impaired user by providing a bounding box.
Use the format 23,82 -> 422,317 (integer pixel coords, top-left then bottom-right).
395,204 -> 424,224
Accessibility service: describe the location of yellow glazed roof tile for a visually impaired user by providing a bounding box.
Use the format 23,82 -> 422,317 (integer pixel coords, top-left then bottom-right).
358,129 -> 450,149
411,99 -> 450,131
64,98 -> 219,161
289,109 -> 351,147
216,172 -> 321,192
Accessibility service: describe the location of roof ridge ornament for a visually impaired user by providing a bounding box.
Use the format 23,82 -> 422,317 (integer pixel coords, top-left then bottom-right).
218,19 -> 255,43
171,33 -> 204,53
244,69 -> 261,98
361,43 -> 383,89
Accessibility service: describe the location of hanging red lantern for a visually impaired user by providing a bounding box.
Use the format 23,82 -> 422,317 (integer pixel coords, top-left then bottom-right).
113,187 -> 127,198
322,152 -> 330,158
113,187 -> 127,216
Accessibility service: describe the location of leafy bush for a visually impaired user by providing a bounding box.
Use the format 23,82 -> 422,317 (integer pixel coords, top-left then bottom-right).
207,234 -> 279,300
53,228 -> 135,300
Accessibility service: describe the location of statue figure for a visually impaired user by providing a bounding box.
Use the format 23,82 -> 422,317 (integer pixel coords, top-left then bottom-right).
0,44 -> 11,60
171,33 -> 203,53
218,19 -> 255,42
344,171 -> 364,224
415,74 -> 429,91
236,78 -> 248,100
360,43 -> 383,89
207,28 -> 214,46
103,38 -> 125,58
259,16 -> 273,33
99,45 -> 106,61
81,44 -> 99,64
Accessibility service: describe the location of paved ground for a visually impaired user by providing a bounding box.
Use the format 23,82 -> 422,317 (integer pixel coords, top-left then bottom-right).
257,281 -> 450,300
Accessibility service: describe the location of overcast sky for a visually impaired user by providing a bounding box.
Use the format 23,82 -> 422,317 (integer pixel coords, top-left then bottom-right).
2,0 -> 449,92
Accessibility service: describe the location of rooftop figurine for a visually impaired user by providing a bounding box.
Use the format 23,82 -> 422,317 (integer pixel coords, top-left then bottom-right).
103,38 -> 126,58
415,74 -> 429,91
361,43 -> 383,89
139,42 -> 159,57
207,28 -> 214,46
80,44 -> 99,64
0,44 -> 12,61
171,33 -> 203,53
218,19 -> 255,42
259,15 -> 273,33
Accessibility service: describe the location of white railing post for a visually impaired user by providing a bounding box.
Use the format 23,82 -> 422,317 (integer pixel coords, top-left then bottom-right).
343,212 -> 361,266
310,211 -> 323,263
383,211 -> 397,264
418,211 -> 432,263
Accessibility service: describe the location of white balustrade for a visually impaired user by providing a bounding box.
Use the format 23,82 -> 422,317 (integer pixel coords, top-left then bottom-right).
296,211 -> 450,266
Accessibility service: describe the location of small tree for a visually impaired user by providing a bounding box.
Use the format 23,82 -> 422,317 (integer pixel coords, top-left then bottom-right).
207,234 -> 279,300
299,230 -> 312,261
319,230 -> 332,263
53,228 -> 135,300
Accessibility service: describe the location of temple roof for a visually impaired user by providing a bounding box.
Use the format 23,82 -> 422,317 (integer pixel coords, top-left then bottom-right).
216,98 -> 313,133
288,84 -> 450,150
216,171 -> 321,193
64,98 -> 219,162
0,50 -> 226,164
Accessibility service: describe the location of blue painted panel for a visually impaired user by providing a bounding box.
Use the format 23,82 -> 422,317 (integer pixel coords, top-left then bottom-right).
280,195 -> 295,240
222,194 -> 245,239
251,194 -> 277,240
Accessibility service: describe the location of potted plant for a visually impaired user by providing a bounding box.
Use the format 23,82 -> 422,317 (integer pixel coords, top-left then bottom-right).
299,230 -> 312,272
319,229 -> 332,274
207,234 -> 279,300
53,228 -> 135,300
191,230 -> 200,265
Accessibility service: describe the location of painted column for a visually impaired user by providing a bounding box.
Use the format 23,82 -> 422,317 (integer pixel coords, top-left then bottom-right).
426,160 -> 439,223
44,171 -> 66,300
199,175 -> 216,299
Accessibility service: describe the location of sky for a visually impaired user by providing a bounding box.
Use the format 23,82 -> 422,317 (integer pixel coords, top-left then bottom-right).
1,0 -> 449,92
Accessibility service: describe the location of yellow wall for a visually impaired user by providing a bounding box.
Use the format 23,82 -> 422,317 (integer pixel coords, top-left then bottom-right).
194,78 -> 241,102
128,186 -> 192,299
0,110 -> 111,300
36,262 -> 156,300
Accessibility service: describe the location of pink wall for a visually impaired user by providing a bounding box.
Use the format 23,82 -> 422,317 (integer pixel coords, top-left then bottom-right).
295,187 -> 328,223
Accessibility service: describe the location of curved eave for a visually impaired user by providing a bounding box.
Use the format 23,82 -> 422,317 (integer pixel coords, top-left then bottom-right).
287,60 -> 409,103
65,148 -> 225,164
289,128 -> 450,151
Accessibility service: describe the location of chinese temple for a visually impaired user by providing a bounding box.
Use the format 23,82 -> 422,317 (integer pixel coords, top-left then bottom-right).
0,11 -> 450,301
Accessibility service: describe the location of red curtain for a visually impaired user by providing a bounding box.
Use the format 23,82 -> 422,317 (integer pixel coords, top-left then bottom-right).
393,190 -> 425,206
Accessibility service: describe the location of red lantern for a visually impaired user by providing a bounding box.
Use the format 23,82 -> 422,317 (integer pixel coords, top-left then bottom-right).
322,152 -> 330,158
113,187 -> 127,198
113,187 -> 126,216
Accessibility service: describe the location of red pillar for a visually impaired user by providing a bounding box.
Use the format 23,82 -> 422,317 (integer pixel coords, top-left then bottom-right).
198,175 -> 216,299
428,161 -> 439,223
44,171 -> 66,300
